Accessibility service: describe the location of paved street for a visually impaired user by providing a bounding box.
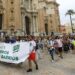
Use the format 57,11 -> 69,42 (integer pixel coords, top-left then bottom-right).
0,51 -> 75,75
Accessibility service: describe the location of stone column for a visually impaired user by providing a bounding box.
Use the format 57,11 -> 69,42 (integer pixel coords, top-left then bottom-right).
31,15 -> 35,35
21,14 -> 26,35
32,13 -> 39,36
23,15 -> 26,35
29,0 -> 31,10
34,16 -> 36,33
36,16 -> 39,35
32,15 -> 35,35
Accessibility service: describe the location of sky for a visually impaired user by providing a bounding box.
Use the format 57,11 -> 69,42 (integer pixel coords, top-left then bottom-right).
57,0 -> 75,25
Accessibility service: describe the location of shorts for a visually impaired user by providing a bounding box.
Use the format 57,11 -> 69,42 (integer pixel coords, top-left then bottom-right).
58,47 -> 62,52
28,51 -> 36,61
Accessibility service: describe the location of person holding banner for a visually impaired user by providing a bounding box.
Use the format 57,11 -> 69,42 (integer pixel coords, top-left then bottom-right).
27,36 -> 38,72
5,36 -> 10,43
5,36 -> 16,43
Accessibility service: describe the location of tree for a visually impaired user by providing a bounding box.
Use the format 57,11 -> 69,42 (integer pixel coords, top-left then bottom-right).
66,9 -> 75,33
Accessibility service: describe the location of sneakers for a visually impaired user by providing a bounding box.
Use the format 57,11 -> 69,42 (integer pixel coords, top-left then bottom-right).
27,65 -> 38,72
51,60 -> 54,63
27,67 -> 38,72
36,65 -> 38,70
27,69 -> 32,72
60,56 -> 63,59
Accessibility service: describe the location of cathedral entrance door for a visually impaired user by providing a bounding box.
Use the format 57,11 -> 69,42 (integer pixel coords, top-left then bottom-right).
45,23 -> 48,35
25,16 -> 30,35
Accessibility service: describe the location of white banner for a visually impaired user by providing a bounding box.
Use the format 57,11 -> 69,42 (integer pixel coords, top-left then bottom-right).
0,42 -> 31,64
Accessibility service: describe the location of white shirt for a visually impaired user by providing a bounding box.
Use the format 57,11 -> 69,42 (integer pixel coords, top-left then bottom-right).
56,39 -> 63,47
48,40 -> 55,50
29,40 -> 36,52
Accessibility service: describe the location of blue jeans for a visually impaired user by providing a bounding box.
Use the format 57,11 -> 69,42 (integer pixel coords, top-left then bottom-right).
48,48 -> 55,60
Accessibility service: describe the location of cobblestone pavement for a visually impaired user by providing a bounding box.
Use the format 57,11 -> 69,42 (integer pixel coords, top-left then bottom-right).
0,50 -> 75,75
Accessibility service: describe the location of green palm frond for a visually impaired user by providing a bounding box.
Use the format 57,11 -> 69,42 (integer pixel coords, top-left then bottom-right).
66,9 -> 75,16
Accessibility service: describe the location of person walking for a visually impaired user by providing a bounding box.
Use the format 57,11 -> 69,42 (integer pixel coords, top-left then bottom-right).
62,37 -> 70,53
27,35 -> 38,72
47,37 -> 55,62
55,36 -> 63,59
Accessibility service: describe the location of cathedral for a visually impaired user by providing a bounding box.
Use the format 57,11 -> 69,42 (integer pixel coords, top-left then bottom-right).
0,0 -> 60,36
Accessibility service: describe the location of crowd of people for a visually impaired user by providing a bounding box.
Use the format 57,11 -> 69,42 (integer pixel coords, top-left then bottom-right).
0,34 -> 75,72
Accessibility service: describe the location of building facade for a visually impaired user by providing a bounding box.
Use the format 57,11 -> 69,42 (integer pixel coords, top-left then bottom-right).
0,0 -> 22,35
0,0 -> 60,36
38,0 -> 60,35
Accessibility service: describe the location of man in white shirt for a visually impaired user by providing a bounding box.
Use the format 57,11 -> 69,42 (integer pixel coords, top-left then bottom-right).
27,35 -> 38,72
47,37 -> 55,62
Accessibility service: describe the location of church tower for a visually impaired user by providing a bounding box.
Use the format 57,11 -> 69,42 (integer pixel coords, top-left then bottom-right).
37,0 -> 60,35
45,0 -> 60,34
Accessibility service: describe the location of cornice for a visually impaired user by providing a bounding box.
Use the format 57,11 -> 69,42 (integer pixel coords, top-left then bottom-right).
45,1 -> 59,6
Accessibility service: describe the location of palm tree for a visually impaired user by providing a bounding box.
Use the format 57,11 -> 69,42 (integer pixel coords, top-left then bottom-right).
66,9 -> 75,33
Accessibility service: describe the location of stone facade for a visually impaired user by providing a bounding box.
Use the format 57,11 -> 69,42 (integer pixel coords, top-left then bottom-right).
0,0 -> 60,36
38,0 -> 60,35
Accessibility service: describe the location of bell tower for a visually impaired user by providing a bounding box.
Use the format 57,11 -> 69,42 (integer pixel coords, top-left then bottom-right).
46,0 -> 60,33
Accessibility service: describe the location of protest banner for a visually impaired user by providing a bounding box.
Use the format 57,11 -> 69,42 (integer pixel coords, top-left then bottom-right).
0,42 -> 30,64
